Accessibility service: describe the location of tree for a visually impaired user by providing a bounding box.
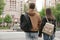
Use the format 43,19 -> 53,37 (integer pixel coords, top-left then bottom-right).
4,14 -> 12,27
24,4 -> 27,12
51,3 -> 60,27
0,0 -> 5,15
39,8 -> 45,19
55,3 -> 60,27
0,17 -> 3,24
0,17 -> 3,26
24,3 -> 29,12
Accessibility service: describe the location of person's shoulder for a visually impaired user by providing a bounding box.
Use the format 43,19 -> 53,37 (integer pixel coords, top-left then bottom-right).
35,12 -> 40,17
21,12 -> 27,16
20,13 -> 27,19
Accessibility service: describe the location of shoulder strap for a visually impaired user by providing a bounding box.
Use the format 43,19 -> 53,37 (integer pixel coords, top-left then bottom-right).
24,13 -> 32,28
24,13 -> 32,24
45,16 -> 49,22
24,13 -> 30,22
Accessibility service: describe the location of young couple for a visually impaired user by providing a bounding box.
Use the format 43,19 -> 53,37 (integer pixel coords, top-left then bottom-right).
20,3 -> 56,40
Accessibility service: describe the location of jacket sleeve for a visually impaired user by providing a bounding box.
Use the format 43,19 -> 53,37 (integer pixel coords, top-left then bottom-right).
38,14 -> 42,29
53,20 -> 57,33
39,17 -> 47,36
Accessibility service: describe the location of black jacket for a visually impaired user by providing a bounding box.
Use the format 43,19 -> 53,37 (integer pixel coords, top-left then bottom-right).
20,13 -> 32,32
39,17 -> 56,36
20,13 -> 38,33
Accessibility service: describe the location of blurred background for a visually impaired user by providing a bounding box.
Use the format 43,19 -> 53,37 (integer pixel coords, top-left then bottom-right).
0,0 -> 60,31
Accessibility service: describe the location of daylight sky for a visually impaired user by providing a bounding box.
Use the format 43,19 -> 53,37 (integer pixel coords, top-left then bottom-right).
36,0 -> 44,11
25,0 -> 44,11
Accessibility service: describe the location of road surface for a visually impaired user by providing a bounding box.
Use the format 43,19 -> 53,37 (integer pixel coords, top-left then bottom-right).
0,31 -> 60,40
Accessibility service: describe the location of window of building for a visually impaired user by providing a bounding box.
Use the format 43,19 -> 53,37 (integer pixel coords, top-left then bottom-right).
10,0 -> 16,11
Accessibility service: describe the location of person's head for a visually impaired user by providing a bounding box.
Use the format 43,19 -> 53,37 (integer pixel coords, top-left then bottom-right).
46,8 -> 55,19
15,22 -> 17,24
29,3 -> 35,9
46,8 -> 52,16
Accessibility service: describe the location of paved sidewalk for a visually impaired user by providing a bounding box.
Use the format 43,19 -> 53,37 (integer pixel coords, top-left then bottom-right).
0,32 -> 60,40
0,29 -> 14,32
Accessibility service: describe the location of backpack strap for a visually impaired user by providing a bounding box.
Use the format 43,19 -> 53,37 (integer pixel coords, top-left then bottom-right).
24,13 -> 32,31
45,16 -> 49,22
24,13 -> 30,22
24,13 -> 32,25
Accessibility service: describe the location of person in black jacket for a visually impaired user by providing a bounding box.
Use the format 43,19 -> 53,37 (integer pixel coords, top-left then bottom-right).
39,8 -> 56,40
20,3 -> 41,40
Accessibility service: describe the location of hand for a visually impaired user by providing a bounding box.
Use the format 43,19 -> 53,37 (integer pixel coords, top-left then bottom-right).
39,35 -> 42,37
38,34 -> 42,37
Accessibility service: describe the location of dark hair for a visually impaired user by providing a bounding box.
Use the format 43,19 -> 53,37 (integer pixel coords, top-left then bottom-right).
46,8 -> 51,14
46,8 -> 55,20
29,3 -> 35,9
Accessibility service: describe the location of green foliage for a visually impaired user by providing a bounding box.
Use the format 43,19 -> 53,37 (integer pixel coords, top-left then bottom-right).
24,3 -> 29,12
0,0 -> 5,15
4,14 -> 12,23
51,3 -> 60,22
24,4 -> 27,12
55,12 -> 60,22
56,3 -> 60,11
39,8 -> 45,18
0,26 -> 9,29
0,17 -> 3,24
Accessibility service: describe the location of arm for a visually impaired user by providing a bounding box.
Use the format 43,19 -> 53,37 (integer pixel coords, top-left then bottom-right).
53,20 -> 57,33
39,17 -> 47,37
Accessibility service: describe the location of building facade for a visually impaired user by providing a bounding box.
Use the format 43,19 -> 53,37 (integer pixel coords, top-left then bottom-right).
4,0 -> 25,23
44,0 -> 56,8
50,0 -> 56,7
28,0 -> 36,3
56,0 -> 60,3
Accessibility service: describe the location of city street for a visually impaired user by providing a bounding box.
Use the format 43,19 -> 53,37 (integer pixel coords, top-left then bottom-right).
0,0 -> 60,40
0,31 -> 60,40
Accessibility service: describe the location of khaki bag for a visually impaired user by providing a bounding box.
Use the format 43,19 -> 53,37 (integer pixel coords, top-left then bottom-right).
42,17 -> 54,36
